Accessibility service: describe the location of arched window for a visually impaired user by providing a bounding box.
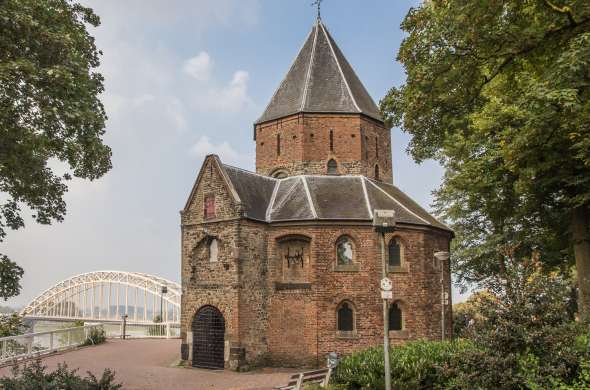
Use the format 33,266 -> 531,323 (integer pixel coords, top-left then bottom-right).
336,236 -> 354,265
270,169 -> 288,179
374,165 -> 380,181
389,302 -> 402,331
337,302 -> 354,331
208,238 -> 218,263
327,159 -> 338,175
388,238 -> 402,267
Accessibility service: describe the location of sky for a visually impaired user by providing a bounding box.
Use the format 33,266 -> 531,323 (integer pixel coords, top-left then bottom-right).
3,0 -> 463,308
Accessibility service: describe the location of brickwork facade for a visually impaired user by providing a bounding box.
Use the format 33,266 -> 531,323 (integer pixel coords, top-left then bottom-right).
180,18 -> 452,371
180,156 -> 452,369
255,113 -> 393,183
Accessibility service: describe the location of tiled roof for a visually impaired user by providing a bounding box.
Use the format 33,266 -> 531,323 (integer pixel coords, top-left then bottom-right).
222,164 -> 451,232
255,19 -> 383,125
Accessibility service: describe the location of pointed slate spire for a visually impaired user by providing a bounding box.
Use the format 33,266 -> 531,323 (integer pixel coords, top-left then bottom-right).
255,19 -> 383,125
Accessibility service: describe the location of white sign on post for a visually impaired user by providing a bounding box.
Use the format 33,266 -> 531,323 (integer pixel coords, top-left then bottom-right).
381,290 -> 393,300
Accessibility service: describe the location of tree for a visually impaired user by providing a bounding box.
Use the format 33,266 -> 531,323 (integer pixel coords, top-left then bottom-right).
382,0 -> 590,312
445,247 -> 585,389
0,0 -> 111,300
0,313 -> 27,337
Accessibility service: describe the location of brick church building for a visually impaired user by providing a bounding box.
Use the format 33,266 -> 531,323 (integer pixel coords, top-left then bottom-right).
180,17 -> 453,370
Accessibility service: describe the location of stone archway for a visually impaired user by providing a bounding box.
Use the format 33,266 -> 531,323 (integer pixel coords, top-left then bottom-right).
191,305 -> 225,369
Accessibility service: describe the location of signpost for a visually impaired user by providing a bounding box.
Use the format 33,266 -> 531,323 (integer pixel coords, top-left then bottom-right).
373,210 -> 396,390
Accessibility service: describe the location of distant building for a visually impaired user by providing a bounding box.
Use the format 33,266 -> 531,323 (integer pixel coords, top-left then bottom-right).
180,17 -> 453,370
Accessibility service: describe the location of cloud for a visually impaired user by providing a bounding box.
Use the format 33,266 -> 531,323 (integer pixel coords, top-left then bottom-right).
189,135 -> 252,167
191,70 -> 253,112
183,52 -> 213,82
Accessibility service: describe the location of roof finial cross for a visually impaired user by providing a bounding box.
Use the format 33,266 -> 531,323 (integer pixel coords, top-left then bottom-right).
312,0 -> 323,20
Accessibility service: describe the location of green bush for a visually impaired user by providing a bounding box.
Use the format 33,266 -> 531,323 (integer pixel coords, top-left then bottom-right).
0,360 -> 122,389
83,327 -> 106,346
333,340 -> 477,389
332,326 -> 590,389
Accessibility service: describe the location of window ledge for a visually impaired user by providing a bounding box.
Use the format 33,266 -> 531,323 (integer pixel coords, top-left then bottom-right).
334,264 -> 360,272
336,331 -> 359,339
387,265 -> 409,273
389,330 -> 409,339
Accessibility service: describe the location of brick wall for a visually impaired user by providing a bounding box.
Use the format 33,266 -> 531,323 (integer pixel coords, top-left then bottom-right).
255,113 -> 393,183
181,157 -> 241,368
264,224 -> 452,367
181,158 -> 452,370
236,221 -> 271,367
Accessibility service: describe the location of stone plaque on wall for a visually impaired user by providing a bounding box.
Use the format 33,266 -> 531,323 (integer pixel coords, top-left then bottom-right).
279,239 -> 310,283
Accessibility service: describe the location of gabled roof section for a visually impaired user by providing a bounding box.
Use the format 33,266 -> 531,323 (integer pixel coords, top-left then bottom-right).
255,19 -> 383,125
183,155 -> 241,212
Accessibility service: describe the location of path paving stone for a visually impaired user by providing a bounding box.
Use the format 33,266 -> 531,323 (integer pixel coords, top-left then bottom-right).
0,339 -> 296,390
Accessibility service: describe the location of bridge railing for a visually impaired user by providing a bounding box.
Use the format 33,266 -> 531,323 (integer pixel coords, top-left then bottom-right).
120,322 -> 180,339
0,324 -> 104,364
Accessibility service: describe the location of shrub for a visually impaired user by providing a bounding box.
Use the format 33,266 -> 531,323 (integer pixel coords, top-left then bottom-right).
333,339 -> 477,389
0,360 -> 122,389
83,327 -> 106,346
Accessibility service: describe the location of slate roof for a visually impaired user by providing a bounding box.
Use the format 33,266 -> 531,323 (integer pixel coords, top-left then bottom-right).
222,163 -> 451,232
255,19 -> 383,125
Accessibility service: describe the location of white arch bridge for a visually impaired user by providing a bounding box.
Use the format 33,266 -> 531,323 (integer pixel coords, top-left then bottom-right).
21,271 -> 181,325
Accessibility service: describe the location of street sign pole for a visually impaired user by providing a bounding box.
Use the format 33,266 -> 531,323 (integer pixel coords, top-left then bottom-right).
380,231 -> 391,390
373,209 -> 395,390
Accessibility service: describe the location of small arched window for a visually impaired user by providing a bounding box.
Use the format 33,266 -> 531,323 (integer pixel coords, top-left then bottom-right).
337,302 -> 354,331
388,238 -> 402,267
389,302 -> 402,331
271,169 -> 288,179
327,159 -> 338,175
336,236 -> 354,265
375,165 -> 380,181
208,238 -> 218,263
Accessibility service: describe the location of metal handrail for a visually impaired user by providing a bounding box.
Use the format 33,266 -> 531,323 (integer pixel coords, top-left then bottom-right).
0,324 -> 104,364
0,324 -> 100,342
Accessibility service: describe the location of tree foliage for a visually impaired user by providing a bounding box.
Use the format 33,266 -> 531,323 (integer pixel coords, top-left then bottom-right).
332,248 -> 590,389
0,255 -> 23,300
0,0 -> 111,299
381,0 -> 590,303
0,313 -> 27,338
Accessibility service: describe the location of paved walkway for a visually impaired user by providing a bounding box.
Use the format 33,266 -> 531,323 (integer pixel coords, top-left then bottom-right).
0,339 -> 295,390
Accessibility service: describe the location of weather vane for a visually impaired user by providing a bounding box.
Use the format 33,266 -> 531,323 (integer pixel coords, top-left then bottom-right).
312,0 -> 323,20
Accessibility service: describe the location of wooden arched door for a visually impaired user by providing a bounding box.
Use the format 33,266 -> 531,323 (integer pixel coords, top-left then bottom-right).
192,306 -> 225,369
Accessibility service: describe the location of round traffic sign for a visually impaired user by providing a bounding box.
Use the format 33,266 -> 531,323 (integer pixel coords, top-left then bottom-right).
380,277 -> 393,291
